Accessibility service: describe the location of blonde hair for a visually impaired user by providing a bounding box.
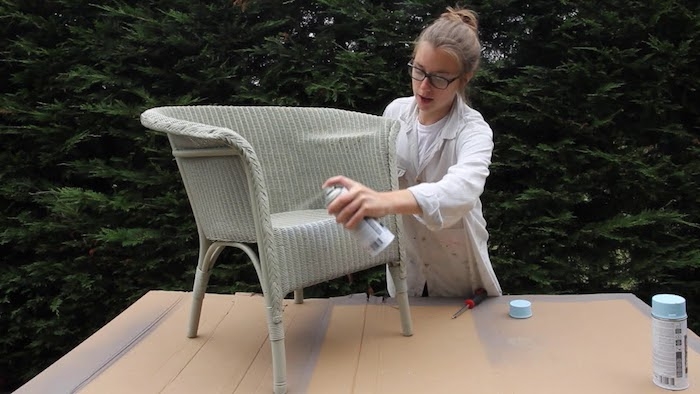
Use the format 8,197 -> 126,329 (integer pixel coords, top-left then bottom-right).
414,7 -> 481,101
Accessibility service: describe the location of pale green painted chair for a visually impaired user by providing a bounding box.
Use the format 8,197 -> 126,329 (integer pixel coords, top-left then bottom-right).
140,106 -> 413,394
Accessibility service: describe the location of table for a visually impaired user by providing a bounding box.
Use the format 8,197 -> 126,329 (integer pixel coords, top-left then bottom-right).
15,292 -> 700,393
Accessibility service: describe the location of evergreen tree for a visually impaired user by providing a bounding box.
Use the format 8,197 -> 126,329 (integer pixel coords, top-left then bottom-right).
474,0 -> 699,304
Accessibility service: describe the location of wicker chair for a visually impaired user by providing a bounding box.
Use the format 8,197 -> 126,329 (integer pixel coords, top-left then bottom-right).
140,106 -> 413,394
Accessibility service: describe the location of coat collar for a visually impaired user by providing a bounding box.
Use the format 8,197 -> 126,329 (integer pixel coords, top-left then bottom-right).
398,96 -> 468,140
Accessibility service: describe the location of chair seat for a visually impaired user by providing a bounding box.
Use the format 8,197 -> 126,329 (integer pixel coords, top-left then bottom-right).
271,209 -> 399,292
271,209 -> 334,228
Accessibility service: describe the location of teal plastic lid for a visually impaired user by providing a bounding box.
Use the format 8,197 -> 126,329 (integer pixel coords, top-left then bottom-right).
651,294 -> 687,319
509,299 -> 532,319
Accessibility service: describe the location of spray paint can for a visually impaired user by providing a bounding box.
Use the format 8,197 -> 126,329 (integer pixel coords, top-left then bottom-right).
324,186 -> 395,257
651,294 -> 689,391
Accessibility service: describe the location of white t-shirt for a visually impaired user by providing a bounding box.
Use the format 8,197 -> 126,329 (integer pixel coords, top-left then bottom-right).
415,116 -> 448,170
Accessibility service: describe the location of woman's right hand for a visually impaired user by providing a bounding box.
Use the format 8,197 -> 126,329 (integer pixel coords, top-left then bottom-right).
323,176 -> 389,229
323,175 -> 421,229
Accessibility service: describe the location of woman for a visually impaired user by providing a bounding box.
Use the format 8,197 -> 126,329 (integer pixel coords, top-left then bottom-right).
324,6 -> 502,298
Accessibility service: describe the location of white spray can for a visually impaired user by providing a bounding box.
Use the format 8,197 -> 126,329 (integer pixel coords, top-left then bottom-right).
324,186 -> 395,257
651,294 -> 689,391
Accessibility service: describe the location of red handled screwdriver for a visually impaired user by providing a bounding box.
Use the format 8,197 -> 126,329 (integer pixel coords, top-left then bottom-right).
451,288 -> 488,319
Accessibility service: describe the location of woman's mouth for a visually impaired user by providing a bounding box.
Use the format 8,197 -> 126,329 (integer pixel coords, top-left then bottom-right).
417,94 -> 433,105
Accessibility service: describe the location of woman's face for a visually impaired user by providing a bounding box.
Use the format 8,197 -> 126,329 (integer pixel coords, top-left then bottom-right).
411,42 -> 466,125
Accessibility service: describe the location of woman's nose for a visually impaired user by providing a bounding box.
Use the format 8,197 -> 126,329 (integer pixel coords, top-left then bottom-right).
420,78 -> 432,90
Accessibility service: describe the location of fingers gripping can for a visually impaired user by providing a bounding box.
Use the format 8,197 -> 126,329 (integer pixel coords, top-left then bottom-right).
324,186 -> 395,257
651,294 -> 689,391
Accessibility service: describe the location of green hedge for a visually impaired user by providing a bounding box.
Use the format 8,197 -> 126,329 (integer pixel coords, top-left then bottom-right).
1,0 -> 697,391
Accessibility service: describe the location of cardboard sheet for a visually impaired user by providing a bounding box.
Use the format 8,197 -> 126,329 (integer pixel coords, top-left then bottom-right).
15,292 -> 700,394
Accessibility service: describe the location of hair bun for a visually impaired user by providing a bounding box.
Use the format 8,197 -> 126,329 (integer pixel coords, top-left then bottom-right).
442,6 -> 479,32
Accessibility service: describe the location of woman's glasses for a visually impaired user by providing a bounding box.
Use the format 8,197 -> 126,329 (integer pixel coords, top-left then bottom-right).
407,62 -> 460,89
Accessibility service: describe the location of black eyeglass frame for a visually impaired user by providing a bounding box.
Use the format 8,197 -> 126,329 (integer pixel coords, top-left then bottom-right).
407,62 -> 461,90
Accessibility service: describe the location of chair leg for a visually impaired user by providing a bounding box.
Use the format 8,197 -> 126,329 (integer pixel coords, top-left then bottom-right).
388,264 -> 413,337
293,288 -> 304,304
187,267 -> 212,338
187,240 -> 223,338
266,304 -> 288,394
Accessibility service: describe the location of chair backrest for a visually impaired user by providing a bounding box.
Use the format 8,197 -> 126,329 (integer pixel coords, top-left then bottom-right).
141,106 -> 401,243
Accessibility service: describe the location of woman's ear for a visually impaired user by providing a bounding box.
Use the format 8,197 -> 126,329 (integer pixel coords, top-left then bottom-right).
458,72 -> 473,91
462,71 -> 474,84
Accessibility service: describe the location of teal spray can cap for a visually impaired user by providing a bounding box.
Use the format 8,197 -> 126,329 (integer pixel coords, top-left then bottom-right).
651,294 -> 687,320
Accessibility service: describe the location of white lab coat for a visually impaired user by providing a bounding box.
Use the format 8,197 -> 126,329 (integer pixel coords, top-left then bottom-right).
384,96 -> 503,298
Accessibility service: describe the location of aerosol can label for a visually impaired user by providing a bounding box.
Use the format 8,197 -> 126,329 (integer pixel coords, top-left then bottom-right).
324,186 -> 395,257
652,317 -> 689,390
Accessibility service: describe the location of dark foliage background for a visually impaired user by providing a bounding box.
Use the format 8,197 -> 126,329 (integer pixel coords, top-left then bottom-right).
1,0 -> 698,391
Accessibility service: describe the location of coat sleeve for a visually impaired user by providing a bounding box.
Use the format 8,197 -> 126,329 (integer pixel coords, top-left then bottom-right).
408,122 -> 493,231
